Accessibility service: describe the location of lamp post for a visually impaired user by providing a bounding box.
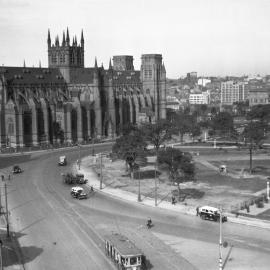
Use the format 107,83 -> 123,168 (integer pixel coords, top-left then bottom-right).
99,154 -> 103,189
267,181 -> 269,201
5,182 -> 9,237
154,149 -> 157,207
78,144 -> 81,170
219,206 -> 223,270
138,167 -> 141,202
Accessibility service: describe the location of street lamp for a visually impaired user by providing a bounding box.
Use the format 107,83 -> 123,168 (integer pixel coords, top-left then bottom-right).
138,167 -> 141,202
78,144 -> 81,170
99,153 -> 103,189
219,209 -> 222,270
154,149 -> 158,207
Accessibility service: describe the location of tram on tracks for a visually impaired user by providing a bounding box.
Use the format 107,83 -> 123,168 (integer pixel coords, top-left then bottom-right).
104,233 -> 145,270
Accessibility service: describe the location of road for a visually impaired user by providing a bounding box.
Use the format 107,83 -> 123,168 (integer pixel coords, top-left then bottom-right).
1,145 -> 270,270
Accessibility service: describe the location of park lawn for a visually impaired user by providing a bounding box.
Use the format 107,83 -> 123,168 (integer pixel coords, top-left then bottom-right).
210,159 -> 270,175
196,161 -> 267,193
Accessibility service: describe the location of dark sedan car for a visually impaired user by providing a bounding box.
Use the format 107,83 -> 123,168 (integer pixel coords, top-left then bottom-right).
13,165 -> 23,174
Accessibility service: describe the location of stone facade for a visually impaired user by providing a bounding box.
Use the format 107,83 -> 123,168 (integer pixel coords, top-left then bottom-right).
0,28 -> 166,148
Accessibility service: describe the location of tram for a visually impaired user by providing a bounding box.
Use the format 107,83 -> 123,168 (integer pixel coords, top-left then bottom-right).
104,233 -> 145,270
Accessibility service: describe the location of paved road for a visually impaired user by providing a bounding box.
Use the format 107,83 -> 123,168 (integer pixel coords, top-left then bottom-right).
1,146 -> 270,269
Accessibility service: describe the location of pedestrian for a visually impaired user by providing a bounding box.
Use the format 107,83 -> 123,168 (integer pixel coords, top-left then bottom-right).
171,196 -> 176,205
196,206 -> 199,216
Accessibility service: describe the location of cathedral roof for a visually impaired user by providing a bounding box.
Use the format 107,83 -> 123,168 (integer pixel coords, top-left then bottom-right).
103,70 -> 141,85
0,66 -> 65,85
69,68 -> 95,84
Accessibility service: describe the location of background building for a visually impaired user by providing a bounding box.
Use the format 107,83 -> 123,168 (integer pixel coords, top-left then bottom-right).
220,81 -> 247,105
189,91 -> 210,104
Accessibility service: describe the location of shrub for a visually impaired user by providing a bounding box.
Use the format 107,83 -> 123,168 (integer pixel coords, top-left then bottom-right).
256,201 -> 264,208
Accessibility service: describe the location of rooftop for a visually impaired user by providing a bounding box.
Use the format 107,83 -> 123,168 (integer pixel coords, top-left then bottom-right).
104,233 -> 142,257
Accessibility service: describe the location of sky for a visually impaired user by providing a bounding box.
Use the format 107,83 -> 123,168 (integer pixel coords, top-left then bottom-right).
1,0 -> 270,78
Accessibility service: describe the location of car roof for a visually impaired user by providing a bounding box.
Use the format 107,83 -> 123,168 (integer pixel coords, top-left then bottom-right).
71,186 -> 83,191
200,206 -> 219,212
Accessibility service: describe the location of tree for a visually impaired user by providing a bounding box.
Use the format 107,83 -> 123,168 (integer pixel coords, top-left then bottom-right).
190,125 -> 202,142
140,120 -> 173,152
210,112 -> 234,137
173,112 -> 193,143
157,147 -> 195,199
112,130 -> 147,178
242,121 -> 265,173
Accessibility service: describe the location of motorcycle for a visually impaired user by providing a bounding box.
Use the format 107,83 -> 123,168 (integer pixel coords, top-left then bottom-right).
146,219 -> 153,229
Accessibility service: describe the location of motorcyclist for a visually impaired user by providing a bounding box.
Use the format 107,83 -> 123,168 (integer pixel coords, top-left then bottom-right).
147,217 -> 152,228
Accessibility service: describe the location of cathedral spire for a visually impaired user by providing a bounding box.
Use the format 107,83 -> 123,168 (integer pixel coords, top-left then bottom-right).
39,60 -> 41,68
47,29 -> 51,47
55,35 -> 59,46
74,35 -> 77,46
94,57 -> 98,68
80,30 -> 84,46
62,31 -> 66,46
23,59 -> 26,68
66,27 -> 70,45
109,58 -> 112,70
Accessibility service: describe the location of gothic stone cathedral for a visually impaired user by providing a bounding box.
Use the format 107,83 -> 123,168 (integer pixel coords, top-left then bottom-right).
0,29 -> 166,148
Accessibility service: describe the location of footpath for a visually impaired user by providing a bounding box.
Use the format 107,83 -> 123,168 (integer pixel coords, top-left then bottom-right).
76,156 -> 270,231
0,214 -> 24,270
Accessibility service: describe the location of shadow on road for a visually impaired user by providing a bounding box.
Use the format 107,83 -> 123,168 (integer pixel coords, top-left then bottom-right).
223,245 -> 234,269
0,229 -> 41,268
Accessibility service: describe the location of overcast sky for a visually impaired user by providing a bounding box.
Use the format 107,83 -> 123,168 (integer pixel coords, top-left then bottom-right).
1,0 -> 270,78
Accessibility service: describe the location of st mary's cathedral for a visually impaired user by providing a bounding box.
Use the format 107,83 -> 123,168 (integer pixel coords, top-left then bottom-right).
0,28 -> 166,148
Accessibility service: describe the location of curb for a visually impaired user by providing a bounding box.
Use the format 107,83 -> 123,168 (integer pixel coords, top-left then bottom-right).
75,160 -> 270,231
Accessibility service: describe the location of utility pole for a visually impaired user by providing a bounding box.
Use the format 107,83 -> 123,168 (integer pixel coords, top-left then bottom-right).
219,207 -> 223,270
267,181 -> 269,201
138,167 -> 141,202
5,182 -> 9,237
154,149 -> 157,207
78,144 -> 81,170
100,154 -> 103,189
0,185 -> 2,215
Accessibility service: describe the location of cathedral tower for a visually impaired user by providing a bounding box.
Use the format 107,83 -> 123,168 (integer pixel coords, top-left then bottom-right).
141,54 -> 166,121
47,28 -> 84,82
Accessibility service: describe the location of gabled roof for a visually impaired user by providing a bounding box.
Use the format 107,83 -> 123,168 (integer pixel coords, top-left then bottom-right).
0,66 -> 65,85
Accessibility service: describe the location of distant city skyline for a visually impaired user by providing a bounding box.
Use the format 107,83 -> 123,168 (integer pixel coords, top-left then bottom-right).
1,0 -> 270,78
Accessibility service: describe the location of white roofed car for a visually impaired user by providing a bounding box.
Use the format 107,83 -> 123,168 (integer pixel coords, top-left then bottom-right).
71,186 -> 83,194
58,156 -> 67,166
198,205 -> 227,223
70,186 -> 87,199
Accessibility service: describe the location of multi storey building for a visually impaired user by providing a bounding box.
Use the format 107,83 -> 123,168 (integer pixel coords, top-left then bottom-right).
248,79 -> 269,106
189,91 -> 210,104
220,81 -> 247,105
0,29 -> 166,148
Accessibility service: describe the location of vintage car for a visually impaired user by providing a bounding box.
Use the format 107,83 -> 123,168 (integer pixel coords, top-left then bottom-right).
198,206 -> 227,222
70,186 -> 87,199
58,156 -> 67,166
13,165 -> 23,174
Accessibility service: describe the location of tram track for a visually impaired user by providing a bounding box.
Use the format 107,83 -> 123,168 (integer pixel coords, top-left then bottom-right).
34,175 -> 116,270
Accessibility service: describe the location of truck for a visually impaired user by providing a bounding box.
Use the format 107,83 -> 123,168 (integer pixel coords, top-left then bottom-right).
62,173 -> 88,185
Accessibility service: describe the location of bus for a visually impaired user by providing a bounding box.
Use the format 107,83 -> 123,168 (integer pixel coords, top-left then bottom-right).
104,233 -> 145,270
